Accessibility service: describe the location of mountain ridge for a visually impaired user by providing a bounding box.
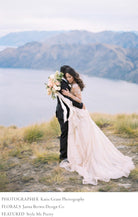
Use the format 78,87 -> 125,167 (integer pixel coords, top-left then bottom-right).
0,30 -> 138,48
0,30 -> 138,84
0,41 -> 137,83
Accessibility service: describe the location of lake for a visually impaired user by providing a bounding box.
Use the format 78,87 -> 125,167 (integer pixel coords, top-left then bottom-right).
0,68 -> 138,127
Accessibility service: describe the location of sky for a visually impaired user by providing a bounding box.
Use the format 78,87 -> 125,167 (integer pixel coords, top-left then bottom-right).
0,0 -> 138,36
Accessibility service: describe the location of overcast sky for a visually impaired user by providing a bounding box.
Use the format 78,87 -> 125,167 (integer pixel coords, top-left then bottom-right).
0,0 -> 138,36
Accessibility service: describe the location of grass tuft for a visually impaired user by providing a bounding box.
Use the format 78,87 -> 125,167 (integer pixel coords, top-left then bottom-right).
90,113 -> 113,128
23,125 -> 44,143
23,117 -> 60,143
39,167 -> 65,185
21,176 -> 34,183
91,113 -> 138,137
114,114 -> 138,137
128,168 -> 138,181
0,172 -> 9,192
9,147 -> 32,159
33,152 -> 59,165
98,185 -> 112,192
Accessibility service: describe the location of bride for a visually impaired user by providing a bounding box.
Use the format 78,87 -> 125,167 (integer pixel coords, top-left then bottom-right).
57,66 -> 135,185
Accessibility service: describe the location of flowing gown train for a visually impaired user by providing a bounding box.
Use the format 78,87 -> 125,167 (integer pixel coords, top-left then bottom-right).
58,92 -> 135,185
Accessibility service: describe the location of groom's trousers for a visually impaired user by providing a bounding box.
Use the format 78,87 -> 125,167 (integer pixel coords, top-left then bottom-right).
57,117 -> 68,160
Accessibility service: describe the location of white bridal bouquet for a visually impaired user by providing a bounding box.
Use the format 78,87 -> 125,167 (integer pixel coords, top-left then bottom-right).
45,71 -> 63,99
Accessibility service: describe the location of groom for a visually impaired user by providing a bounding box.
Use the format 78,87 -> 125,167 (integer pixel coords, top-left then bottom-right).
56,65 -> 84,163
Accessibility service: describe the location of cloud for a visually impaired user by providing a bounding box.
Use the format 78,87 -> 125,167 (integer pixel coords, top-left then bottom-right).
0,0 -> 138,35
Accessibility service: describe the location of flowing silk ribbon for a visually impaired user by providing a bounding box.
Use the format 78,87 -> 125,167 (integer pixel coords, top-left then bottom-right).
58,96 -> 68,123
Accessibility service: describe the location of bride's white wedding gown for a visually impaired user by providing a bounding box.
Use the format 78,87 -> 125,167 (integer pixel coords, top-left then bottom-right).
57,85 -> 135,185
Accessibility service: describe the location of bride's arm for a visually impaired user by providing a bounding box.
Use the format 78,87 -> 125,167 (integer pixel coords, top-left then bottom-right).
60,79 -> 83,109
62,85 -> 82,103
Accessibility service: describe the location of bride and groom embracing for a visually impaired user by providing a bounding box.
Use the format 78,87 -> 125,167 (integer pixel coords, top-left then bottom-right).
55,65 -> 135,185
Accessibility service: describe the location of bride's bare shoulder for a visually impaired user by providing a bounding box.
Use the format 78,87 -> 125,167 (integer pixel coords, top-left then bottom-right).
71,83 -> 81,99
72,83 -> 80,90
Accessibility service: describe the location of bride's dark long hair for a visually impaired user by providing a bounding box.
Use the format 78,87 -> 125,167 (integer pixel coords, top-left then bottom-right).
62,66 -> 85,91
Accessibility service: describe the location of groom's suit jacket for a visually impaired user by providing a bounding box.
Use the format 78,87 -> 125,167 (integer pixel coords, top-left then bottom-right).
56,79 -> 83,121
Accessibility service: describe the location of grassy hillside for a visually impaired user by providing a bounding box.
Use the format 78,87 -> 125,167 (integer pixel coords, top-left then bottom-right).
0,113 -> 137,192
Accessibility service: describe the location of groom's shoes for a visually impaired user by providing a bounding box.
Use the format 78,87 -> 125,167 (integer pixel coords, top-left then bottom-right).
59,158 -> 69,166
59,158 -> 69,163
59,158 -> 69,164
59,158 -> 70,170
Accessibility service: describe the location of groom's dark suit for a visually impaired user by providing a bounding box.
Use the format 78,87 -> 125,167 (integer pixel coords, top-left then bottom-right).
56,79 -> 83,160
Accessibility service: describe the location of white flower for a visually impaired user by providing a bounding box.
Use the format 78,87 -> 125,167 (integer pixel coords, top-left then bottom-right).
55,70 -> 59,75
56,86 -> 61,91
53,85 -> 61,91
50,74 -> 55,79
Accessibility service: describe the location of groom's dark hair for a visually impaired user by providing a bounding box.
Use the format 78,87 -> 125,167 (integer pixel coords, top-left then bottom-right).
60,65 -> 70,77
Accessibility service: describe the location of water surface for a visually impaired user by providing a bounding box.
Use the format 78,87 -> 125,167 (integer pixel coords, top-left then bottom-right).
0,68 -> 137,127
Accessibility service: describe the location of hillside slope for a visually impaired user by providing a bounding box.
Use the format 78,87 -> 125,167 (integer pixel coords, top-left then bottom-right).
0,42 -> 137,83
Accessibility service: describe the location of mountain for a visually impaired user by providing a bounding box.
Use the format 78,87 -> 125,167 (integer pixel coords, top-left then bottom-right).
0,31 -> 65,46
0,41 -> 137,83
0,30 -> 137,83
44,30 -> 138,48
0,30 -> 138,48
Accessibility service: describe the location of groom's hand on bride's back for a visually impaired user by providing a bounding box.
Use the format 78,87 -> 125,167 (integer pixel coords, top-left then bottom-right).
62,89 -> 70,97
